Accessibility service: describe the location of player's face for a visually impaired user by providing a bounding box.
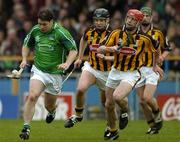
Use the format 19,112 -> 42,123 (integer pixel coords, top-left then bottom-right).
142,13 -> 152,25
93,18 -> 108,30
125,15 -> 139,30
38,19 -> 53,33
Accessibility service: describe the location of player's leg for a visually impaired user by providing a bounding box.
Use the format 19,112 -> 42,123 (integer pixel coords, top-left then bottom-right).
99,90 -> 129,130
114,69 -> 141,131
43,73 -> 62,123
118,97 -> 129,130
19,79 -> 45,140
104,82 -> 132,140
100,90 -> 106,107
136,86 -> 155,132
104,86 -> 119,140
113,81 -> 132,129
143,84 -> 163,132
44,93 -> 58,123
64,70 -> 96,128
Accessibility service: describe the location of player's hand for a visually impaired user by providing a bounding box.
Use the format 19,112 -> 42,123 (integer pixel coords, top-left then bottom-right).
96,53 -> 105,59
57,63 -> 70,71
157,55 -> 164,65
20,60 -> 27,69
74,59 -> 82,68
97,46 -> 106,53
153,65 -> 164,79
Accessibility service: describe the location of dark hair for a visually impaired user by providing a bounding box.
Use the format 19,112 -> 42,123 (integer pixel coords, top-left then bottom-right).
38,9 -> 54,21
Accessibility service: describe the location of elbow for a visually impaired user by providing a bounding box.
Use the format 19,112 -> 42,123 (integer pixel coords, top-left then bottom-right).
74,50 -> 78,56
71,49 -> 78,55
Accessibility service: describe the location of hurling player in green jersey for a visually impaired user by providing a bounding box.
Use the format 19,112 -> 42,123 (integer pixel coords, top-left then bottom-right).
19,9 -> 77,140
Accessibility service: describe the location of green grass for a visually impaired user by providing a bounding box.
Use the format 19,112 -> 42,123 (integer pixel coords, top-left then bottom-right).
0,119 -> 179,142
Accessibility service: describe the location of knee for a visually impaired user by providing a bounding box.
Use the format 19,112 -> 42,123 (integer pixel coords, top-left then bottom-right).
139,98 -> 146,107
139,94 -> 152,106
143,95 -> 152,103
27,94 -> 39,103
77,85 -> 87,94
113,93 -> 120,102
28,90 -> 40,102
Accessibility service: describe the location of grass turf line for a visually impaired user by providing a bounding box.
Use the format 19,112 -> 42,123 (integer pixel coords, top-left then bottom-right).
0,119 -> 179,142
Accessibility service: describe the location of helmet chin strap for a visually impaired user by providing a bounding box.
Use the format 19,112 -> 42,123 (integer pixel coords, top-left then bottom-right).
105,23 -> 109,30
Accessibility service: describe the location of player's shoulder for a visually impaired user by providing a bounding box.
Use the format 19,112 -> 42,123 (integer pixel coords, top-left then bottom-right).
139,32 -> 153,42
29,25 -> 40,33
54,22 -> 71,35
109,28 -> 121,37
54,22 -> 65,31
84,26 -> 95,34
150,26 -> 164,38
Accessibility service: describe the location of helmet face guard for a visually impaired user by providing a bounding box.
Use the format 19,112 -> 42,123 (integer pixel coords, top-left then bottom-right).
140,7 -> 152,25
125,9 -> 144,30
93,8 -> 110,31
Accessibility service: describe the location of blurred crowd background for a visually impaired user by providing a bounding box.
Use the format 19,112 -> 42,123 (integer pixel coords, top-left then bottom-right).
0,0 -> 179,80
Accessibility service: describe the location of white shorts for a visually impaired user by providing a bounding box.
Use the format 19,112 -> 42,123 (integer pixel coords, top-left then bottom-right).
135,66 -> 160,88
106,67 -> 141,89
82,61 -> 109,90
31,65 -> 63,95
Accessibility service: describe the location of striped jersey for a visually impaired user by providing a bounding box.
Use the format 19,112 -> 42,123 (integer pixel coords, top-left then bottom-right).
142,25 -> 171,67
23,22 -> 77,74
105,27 -> 159,71
83,27 -> 113,71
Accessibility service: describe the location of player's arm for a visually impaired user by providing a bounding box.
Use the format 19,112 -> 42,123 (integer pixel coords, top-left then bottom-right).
57,28 -> 78,70
97,53 -> 114,61
77,36 -> 87,60
74,31 -> 88,68
158,36 -> 172,63
104,55 -> 114,61
20,29 -> 35,68
20,47 -> 30,68
97,29 -> 120,53
65,50 -> 78,67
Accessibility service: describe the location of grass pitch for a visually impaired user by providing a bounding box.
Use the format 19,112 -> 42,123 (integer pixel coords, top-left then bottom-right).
0,119 -> 179,142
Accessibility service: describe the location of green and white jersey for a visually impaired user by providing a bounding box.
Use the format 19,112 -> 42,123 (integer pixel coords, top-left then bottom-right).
23,22 -> 77,74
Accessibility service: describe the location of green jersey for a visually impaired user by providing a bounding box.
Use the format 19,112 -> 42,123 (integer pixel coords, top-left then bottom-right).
23,22 -> 77,74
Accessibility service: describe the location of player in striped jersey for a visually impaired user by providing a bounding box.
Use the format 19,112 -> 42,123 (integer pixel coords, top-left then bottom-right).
97,9 -> 160,140
135,7 -> 171,134
64,8 -> 128,131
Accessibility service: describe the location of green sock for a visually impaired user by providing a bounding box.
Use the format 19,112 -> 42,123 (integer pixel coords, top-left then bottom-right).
23,123 -> 30,129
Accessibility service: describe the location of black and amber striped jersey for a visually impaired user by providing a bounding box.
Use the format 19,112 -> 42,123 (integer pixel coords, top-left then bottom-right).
83,26 -> 113,71
105,27 -> 158,71
142,25 -> 171,67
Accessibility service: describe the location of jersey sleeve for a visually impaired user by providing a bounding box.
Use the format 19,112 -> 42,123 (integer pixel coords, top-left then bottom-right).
145,34 -> 160,52
154,30 -> 172,52
82,27 -> 91,41
163,36 -> 172,51
58,27 -> 77,51
23,27 -> 35,49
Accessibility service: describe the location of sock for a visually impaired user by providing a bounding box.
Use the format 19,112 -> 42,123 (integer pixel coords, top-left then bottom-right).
23,123 -> 30,129
109,128 -> 118,132
152,108 -> 160,115
147,119 -> 155,127
75,107 -> 84,118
